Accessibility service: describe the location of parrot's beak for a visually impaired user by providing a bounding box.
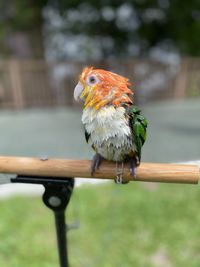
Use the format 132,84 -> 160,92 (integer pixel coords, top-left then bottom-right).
74,82 -> 84,102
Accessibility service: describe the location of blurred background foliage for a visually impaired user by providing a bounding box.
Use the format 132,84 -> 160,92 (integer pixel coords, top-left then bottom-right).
0,0 -> 199,109
0,0 -> 200,59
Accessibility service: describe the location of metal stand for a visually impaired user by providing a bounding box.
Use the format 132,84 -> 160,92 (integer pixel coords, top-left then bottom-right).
11,175 -> 74,267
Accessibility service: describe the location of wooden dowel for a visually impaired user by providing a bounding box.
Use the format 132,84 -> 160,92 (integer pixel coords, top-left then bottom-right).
0,156 -> 199,184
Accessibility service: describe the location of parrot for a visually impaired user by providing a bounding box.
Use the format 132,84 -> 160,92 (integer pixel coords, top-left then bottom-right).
73,67 -> 147,179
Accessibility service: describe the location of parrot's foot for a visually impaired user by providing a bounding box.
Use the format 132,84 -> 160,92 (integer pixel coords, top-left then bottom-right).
115,161 -> 124,184
128,157 -> 139,178
91,153 -> 103,176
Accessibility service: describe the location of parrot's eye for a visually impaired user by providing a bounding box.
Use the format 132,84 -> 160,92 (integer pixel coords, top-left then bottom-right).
87,75 -> 99,86
89,76 -> 96,83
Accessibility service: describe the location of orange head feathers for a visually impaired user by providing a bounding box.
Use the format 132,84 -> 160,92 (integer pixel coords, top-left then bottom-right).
74,67 -> 133,109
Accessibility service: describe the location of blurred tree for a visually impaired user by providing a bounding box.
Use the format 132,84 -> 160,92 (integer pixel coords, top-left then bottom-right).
45,0 -> 200,59
0,0 -> 48,58
0,0 -> 200,59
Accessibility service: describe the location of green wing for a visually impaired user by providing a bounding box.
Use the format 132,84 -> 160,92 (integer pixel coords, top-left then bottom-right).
127,105 -> 148,162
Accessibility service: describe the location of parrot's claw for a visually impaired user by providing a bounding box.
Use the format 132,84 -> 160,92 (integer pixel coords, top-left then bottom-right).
129,157 -> 139,179
115,161 -> 129,184
91,153 -> 103,176
130,167 -> 136,178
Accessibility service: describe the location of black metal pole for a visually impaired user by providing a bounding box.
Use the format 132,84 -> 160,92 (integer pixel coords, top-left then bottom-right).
11,175 -> 74,267
54,210 -> 69,267
42,178 -> 74,267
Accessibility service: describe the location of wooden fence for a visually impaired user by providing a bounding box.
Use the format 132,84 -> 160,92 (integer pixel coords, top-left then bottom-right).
0,58 -> 199,109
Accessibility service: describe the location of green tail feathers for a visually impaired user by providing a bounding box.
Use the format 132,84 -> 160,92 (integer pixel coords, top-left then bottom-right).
127,105 -> 148,162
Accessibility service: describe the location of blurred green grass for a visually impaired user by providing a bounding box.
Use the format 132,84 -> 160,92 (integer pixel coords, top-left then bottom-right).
0,182 -> 200,266
0,99 -> 199,266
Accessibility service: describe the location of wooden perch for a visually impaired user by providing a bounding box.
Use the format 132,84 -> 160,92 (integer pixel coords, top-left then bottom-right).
0,156 -> 199,184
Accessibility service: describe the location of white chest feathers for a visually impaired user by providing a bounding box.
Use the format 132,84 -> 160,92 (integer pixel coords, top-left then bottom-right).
82,106 -> 135,161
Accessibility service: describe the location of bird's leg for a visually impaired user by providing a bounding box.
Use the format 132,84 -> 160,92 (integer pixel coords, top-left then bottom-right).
115,161 -> 125,184
91,153 -> 103,175
128,156 -> 139,178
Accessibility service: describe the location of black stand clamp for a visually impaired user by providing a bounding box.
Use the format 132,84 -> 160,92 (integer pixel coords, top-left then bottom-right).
11,175 -> 75,267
